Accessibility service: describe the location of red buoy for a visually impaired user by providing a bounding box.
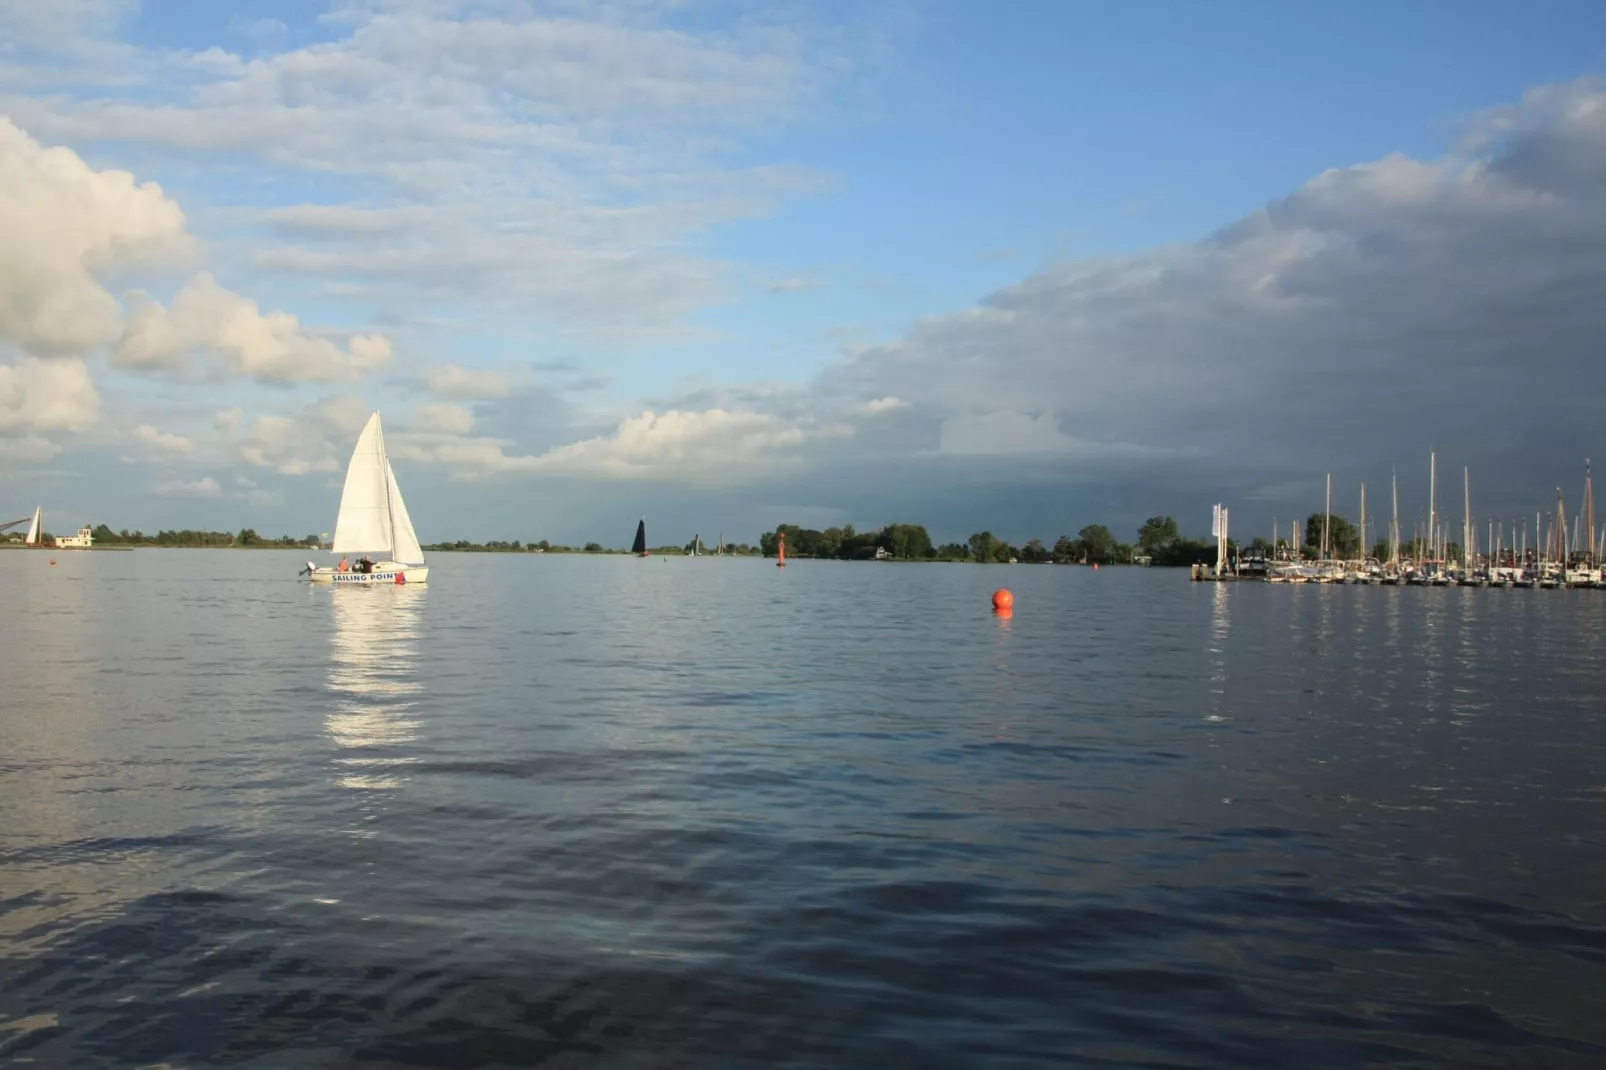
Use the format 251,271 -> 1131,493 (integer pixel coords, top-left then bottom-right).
992,589 -> 1014,610
395,571 -> 405,585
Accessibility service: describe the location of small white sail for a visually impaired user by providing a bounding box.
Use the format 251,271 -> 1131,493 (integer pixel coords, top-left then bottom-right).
332,415 -> 393,556
24,506 -> 41,546
385,459 -> 424,565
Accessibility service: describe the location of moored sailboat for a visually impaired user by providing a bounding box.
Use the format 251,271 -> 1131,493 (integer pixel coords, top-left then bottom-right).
304,413 -> 429,584
633,519 -> 649,557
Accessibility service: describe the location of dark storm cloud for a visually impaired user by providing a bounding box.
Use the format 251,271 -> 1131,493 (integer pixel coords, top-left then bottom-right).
782,77 -> 1606,538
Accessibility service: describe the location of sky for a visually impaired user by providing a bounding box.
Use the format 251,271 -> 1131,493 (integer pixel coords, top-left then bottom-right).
3,0 -> 1606,549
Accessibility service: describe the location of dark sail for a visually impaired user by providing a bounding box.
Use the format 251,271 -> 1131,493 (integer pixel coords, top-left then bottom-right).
632,519 -> 647,556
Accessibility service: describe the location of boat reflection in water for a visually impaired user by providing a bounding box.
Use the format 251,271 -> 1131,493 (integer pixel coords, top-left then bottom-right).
325,585 -> 425,791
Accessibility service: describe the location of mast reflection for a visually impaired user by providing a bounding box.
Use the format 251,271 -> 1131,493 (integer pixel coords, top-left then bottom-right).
326,586 -> 425,790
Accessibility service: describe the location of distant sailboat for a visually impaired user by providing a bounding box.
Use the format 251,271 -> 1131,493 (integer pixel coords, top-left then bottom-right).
24,506 -> 41,547
691,534 -> 702,557
776,530 -> 786,568
633,519 -> 648,557
304,413 -> 428,584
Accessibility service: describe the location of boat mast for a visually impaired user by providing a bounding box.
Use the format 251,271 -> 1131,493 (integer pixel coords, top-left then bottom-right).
1582,460 -> 1594,569
1324,472 -> 1332,562
1360,483 -> 1366,563
1390,470 -> 1400,566
1428,450 -> 1436,565
1555,488 -> 1568,570
1463,466 -> 1471,571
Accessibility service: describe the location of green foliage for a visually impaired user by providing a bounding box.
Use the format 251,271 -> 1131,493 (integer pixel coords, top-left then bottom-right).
967,531 -> 998,563
1139,516 -> 1181,554
1302,513 -> 1361,558
584,542 -> 604,553
1077,524 -> 1117,564
760,522 -> 934,560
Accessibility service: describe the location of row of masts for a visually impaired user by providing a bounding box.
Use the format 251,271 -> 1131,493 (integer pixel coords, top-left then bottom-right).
1267,454 -> 1600,573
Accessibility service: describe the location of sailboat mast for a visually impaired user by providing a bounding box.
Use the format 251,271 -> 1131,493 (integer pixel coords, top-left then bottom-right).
1391,470 -> 1400,565
1463,466 -> 1471,570
1578,459 -> 1594,568
1324,472 -> 1331,560
1360,483 -> 1366,562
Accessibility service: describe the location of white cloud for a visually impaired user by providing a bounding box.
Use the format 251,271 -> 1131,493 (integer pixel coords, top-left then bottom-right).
424,363 -> 509,399
156,475 -> 221,498
0,4 -> 864,333
133,422 -> 193,454
0,117 -> 190,356
214,407 -> 243,430
861,396 -> 907,414
388,407 -> 851,484
114,273 -> 394,383
0,435 -> 63,462
222,394 -> 371,476
0,356 -> 101,435
410,402 -> 475,435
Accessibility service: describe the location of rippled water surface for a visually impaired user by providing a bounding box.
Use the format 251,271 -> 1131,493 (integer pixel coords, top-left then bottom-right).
4,549 -> 1606,1068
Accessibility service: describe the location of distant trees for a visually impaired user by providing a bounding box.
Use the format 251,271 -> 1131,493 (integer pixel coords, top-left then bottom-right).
760,522 -> 936,561
967,531 -> 998,563
1302,513 -> 1361,559
1139,516 -> 1181,556
584,542 -> 603,553
1077,524 -> 1117,564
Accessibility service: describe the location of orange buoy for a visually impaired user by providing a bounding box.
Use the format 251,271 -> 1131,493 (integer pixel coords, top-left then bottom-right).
995,606 -> 1013,621
1093,562 -> 1099,571
49,559 -> 56,566
992,588 -> 1014,610
777,531 -> 787,568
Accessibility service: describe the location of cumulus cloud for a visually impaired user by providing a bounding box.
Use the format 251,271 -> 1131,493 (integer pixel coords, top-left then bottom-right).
410,402 -> 475,435
219,393 -> 372,476
133,422 -> 193,454
0,117 -> 189,356
387,407 -> 853,484
0,356 -> 101,435
114,274 -> 394,383
424,363 -> 509,400
155,475 -> 221,498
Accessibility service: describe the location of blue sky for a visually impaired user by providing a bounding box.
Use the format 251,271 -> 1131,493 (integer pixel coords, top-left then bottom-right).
3,1 -> 1606,547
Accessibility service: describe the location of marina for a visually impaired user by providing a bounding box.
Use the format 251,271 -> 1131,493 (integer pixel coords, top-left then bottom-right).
1198,454 -> 1605,588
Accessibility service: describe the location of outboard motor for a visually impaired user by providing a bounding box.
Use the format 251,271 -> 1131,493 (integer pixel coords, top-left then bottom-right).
300,561 -> 317,576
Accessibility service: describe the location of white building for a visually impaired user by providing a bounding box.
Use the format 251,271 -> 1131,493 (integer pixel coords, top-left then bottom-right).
55,527 -> 93,549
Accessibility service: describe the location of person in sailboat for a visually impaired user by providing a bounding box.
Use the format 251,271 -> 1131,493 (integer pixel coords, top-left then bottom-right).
338,555 -> 350,572
357,556 -> 374,574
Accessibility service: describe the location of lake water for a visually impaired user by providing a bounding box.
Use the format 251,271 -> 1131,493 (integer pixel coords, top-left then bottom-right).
3,549 -> 1606,1068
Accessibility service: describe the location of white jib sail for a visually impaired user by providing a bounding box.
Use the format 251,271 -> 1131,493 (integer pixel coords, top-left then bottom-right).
330,413 -> 425,564
24,506 -> 41,545
385,459 -> 424,565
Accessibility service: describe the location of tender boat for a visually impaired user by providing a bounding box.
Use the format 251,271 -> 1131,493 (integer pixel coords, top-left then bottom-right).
303,413 -> 429,585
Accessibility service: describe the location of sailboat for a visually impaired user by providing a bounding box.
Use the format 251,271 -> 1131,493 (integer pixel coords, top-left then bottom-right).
691,534 -> 702,557
633,519 -> 648,558
304,413 -> 429,584
24,506 -> 42,547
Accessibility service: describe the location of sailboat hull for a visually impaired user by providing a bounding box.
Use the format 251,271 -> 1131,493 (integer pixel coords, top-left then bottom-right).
309,563 -> 429,585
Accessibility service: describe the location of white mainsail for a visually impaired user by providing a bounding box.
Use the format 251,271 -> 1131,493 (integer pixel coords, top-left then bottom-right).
331,414 -> 424,564
24,506 -> 41,546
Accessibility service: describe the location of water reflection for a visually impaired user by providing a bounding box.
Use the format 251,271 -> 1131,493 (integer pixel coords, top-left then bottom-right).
326,586 -> 425,790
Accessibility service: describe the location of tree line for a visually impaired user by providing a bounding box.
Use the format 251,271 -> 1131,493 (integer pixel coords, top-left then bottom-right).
82,526 -> 320,548
752,517 -> 1225,565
